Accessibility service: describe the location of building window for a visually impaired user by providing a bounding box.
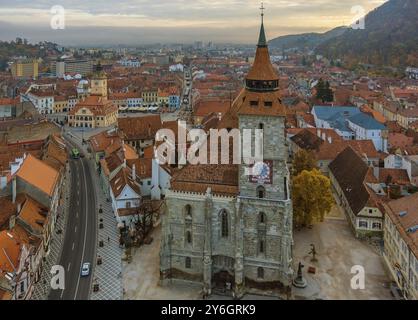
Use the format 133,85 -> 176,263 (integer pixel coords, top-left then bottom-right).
126,202 -> 131,209
250,101 -> 259,107
258,123 -> 264,130
284,177 -> 288,200
186,231 -> 192,244
185,257 -> 191,269
372,222 -> 382,230
257,267 -> 264,279
257,186 -> 266,199
259,212 -> 266,224
259,240 -> 265,254
359,220 -> 368,229
264,101 -> 273,107
185,205 -> 192,220
221,210 -> 228,238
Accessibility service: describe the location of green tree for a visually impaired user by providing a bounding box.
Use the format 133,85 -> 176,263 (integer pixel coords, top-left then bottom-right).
292,149 -> 317,176
324,81 -> 334,102
315,78 -> 325,100
292,169 -> 334,228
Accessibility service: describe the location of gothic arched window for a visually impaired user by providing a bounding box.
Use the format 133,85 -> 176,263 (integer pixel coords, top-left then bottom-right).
257,186 -> 266,199
186,231 -> 192,244
220,210 -> 229,238
259,212 -> 266,224
259,240 -> 265,254
185,205 -> 192,220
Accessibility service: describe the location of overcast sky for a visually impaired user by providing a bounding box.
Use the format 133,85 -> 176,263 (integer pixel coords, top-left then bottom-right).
0,0 -> 386,46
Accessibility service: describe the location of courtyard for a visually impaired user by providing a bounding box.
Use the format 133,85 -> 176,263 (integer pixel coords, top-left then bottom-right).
122,203 -> 394,300
122,225 -> 202,300
292,204 -> 393,300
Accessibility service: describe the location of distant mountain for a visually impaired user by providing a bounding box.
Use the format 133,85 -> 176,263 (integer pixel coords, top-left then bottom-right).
317,0 -> 418,68
269,26 -> 347,50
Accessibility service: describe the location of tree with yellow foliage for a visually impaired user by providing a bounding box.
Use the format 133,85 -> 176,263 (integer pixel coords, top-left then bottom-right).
292,169 -> 334,228
292,149 -> 317,176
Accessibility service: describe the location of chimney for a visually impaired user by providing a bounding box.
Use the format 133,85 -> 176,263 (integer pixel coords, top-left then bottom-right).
328,136 -> 332,144
322,132 -> 326,141
132,164 -> 136,180
12,177 -> 16,204
317,129 -> 321,138
9,215 -> 16,230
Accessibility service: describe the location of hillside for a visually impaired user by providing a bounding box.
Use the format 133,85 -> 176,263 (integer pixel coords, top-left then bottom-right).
269,26 -> 347,50
0,39 -> 60,71
316,0 -> 418,68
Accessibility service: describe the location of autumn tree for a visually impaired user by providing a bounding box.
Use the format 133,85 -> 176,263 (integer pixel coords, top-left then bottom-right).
292,149 -> 317,176
292,169 -> 334,228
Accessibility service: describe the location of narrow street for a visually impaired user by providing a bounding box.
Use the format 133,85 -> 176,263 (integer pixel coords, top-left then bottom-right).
49,138 -> 98,300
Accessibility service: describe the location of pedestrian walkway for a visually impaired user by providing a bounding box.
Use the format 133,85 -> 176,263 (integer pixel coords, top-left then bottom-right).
90,172 -> 123,300
31,167 -> 71,300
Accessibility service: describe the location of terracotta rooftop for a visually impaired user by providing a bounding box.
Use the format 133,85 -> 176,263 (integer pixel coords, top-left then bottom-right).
0,197 -> 17,231
329,147 -> 378,215
17,195 -> 49,235
110,167 -> 141,198
89,130 -> 121,153
16,154 -> 59,197
69,96 -> 117,116
0,230 -> 21,275
41,134 -> 67,172
127,158 -> 152,179
118,115 -> 162,141
378,168 -> 411,185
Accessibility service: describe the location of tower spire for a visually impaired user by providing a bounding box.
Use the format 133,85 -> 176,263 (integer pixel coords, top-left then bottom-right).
258,2 -> 267,47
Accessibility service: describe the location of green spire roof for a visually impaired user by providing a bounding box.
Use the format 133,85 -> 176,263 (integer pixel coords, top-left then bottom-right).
258,21 -> 267,47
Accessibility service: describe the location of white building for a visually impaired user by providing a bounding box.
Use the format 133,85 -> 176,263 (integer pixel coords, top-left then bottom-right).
150,158 -> 172,200
347,113 -> 388,152
118,59 -> 141,68
109,166 -> 142,226
22,91 -> 54,114
169,63 -> 184,72
385,154 -> 418,185
383,193 -> 418,300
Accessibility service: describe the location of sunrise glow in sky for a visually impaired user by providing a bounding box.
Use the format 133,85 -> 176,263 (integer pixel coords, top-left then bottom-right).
0,0 -> 386,45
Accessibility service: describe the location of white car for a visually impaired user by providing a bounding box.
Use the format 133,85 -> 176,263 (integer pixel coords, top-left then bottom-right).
80,262 -> 91,277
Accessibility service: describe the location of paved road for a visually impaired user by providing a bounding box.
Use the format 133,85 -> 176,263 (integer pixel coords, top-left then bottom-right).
49,140 -> 97,300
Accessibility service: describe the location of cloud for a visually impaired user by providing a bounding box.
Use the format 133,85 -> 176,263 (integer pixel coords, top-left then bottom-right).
0,0 -> 387,45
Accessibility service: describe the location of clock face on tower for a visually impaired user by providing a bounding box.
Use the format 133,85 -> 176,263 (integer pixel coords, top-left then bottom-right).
249,160 -> 273,184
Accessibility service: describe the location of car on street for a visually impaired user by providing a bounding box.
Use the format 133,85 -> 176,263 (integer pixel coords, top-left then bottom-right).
81,262 -> 91,277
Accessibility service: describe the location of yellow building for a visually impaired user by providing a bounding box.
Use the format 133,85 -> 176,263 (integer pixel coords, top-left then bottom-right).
11,59 -> 39,79
68,96 -> 118,128
90,62 -> 108,99
142,88 -> 158,104
53,96 -> 69,113
157,88 -> 170,105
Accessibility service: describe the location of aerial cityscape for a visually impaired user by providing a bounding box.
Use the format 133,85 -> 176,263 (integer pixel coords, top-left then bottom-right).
0,0 -> 417,305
